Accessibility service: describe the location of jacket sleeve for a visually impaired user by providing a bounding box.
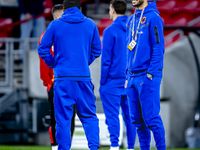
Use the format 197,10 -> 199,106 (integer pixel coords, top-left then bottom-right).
38,32 -> 52,86
100,28 -> 114,85
39,56 -> 51,86
38,21 -> 54,68
147,15 -> 165,76
18,0 -> 28,14
88,25 -> 101,65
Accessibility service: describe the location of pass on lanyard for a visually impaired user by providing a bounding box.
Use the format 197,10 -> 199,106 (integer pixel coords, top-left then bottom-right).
128,8 -> 145,51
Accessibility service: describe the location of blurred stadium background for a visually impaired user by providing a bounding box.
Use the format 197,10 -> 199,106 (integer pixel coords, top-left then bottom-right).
0,0 -> 200,149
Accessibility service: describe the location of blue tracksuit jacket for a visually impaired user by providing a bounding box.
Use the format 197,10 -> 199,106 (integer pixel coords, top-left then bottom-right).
101,16 -> 128,86
126,1 -> 165,77
100,16 -> 136,149
126,2 -> 166,150
38,7 -> 101,81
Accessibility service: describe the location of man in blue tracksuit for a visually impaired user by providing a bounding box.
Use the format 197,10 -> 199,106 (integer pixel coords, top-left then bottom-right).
38,0 -> 101,150
99,1 -> 136,150
126,0 -> 166,150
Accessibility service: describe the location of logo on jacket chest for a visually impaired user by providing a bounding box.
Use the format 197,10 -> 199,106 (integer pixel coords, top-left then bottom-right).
138,31 -> 143,34
141,17 -> 146,24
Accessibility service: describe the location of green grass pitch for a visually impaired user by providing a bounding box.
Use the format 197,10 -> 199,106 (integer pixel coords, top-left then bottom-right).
0,146 -> 200,150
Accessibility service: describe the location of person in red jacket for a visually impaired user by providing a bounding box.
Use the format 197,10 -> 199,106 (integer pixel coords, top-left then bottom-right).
39,4 -> 76,150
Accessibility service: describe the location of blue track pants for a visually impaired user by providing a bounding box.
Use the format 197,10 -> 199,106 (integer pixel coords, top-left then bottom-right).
126,74 -> 166,150
99,79 -> 136,148
54,80 -> 99,150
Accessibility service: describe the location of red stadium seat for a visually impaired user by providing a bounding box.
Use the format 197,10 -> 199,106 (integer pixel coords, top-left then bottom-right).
175,0 -> 200,16
157,0 -> 199,47
157,0 -> 177,13
172,16 -> 192,25
162,12 -> 194,26
165,33 -> 181,48
0,18 -> 13,50
0,18 -> 13,37
160,12 -> 173,25
164,30 -> 175,36
172,13 -> 195,25
98,18 -> 113,37
194,21 -> 200,26
191,17 -> 200,26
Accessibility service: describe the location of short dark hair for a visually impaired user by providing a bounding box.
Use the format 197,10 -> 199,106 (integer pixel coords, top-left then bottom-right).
110,0 -> 127,15
52,4 -> 64,15
63,0 -> 81,10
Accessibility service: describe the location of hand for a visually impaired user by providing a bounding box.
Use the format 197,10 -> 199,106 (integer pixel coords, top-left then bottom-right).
147,73 -> 153,80
25,13 -> 32,21
125,80 -> 128,88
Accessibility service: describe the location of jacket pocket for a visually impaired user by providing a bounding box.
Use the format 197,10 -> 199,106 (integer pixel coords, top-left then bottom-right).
154,26 -> 160,44
140,75 -> 154,100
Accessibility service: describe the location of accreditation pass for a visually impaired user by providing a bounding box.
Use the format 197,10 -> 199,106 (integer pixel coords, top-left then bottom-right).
128,39 -> 136,51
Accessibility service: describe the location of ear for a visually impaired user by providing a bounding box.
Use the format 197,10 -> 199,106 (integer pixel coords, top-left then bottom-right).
79,7 -> 82,12
112,7 -> 116,14
55,14 -> 59,19
63,8 -> 65,12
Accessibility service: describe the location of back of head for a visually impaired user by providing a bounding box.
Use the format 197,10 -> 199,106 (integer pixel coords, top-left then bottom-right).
110,0 -> 127,15
63,0 -> 81,10
52,4 -> 64,19
52,4 -> 64,14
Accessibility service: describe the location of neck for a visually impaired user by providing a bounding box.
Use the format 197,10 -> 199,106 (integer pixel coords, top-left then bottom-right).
138,1 -> 148,10
112,14 -> 123,21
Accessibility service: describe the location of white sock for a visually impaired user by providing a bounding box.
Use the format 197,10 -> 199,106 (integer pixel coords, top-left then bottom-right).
109,147 -> 119,150
127,149 -> 134,150
52,145 -> 58,150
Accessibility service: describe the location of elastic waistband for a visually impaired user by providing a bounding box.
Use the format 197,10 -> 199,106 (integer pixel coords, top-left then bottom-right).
128,69 -> 147,75
128,69 -> 163,75
54,76 -> 91,81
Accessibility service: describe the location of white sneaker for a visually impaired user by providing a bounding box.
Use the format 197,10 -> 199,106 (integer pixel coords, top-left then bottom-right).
127,149 -> 134,150
52,145 -> 58,150
109,147 -> 119,150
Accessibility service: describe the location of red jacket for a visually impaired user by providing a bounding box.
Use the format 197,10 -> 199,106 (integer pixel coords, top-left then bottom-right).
39,31 -> 54,92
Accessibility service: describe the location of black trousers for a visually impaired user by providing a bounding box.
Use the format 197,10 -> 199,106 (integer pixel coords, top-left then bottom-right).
48,85 -> 76,146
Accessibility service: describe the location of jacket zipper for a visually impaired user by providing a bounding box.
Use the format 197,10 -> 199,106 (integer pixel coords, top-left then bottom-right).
131,10 -> 138,72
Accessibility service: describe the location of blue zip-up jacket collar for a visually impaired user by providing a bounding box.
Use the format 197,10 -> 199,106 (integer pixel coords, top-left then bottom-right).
100,15 -> 128,85
126,1 -> 165,78
38,7 -> 101,81
60,7 -> 86,24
